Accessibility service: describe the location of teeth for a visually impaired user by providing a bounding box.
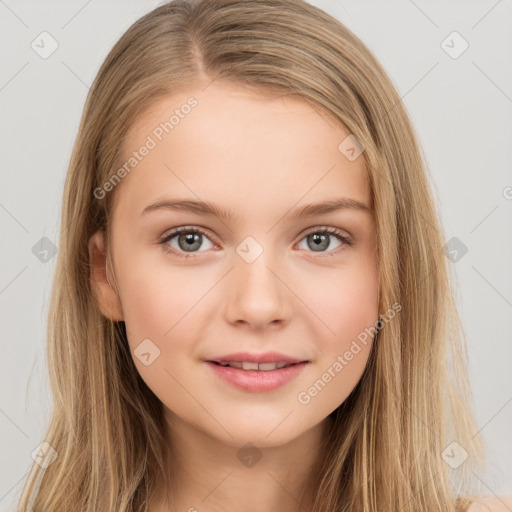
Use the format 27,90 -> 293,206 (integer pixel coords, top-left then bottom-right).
259,362 -> 281,371
219,361 -> 242,368
242,361 -> 259,370
217,361 -> 292,371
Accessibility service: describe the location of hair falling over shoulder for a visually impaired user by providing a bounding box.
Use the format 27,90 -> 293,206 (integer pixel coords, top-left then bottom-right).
18,1 -> 487,510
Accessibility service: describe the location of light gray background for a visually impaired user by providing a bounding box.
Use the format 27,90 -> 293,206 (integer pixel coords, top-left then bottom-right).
1,1 -> 511,510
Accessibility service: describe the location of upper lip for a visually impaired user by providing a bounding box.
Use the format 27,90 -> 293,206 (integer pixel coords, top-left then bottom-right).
206,351 -> 308,364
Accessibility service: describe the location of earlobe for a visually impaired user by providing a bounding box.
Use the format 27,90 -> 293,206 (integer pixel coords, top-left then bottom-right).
88,230 -> 124,322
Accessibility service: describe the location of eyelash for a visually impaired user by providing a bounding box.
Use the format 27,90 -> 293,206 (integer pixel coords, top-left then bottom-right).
159,226 -> 353,260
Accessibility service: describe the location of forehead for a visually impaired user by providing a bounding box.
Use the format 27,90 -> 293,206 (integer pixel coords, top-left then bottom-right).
112,81 -> 371,221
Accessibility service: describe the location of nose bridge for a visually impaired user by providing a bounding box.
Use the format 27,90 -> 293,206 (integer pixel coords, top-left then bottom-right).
235,233 -> 281,294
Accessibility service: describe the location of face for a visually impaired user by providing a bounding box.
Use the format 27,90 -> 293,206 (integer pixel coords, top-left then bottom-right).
89,80 -> 379,448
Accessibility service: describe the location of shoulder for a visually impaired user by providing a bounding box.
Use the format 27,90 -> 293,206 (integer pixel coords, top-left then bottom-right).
466,496 -> 512,512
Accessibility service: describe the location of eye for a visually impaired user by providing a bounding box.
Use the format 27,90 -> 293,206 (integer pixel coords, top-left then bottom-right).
296,227 -> 353,256
159,226 -> 215,259
159,226 -> 353,259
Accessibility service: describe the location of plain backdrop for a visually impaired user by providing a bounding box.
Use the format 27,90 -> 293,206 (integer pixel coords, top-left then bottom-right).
1,0 -> 511,509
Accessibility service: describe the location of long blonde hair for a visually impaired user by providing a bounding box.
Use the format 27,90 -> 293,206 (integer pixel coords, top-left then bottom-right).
18,0 -> 487,510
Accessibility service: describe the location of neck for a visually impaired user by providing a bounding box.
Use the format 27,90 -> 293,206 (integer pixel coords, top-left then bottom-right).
149,411 -> 334,512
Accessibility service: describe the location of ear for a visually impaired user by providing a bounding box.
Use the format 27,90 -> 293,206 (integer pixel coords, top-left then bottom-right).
88,229 -> 124,322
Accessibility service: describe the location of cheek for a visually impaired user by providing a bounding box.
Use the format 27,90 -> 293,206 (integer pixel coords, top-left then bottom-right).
115,256 -> 208,406
115,250 -> 220,392
294,260 -> 378,411
116,243 -> 211,342
301,258 -> 379,343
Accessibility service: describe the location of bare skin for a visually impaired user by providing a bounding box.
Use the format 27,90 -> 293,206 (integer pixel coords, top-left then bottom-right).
467,496 -> 512,512
89,80 -> 379,511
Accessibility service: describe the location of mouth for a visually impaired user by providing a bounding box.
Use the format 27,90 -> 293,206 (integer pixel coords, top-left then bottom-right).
205,360 -> 309,392
208,361 -> 304,371
205,351 -> 309,369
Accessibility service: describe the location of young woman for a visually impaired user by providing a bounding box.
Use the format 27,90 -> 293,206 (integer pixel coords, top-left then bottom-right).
18,0 -> 508,510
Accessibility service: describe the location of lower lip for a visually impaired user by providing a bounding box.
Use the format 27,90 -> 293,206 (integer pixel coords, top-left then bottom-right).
205,361 -> 308,392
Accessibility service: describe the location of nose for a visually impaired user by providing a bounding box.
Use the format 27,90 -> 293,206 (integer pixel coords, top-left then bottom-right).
223,248 -> 292,330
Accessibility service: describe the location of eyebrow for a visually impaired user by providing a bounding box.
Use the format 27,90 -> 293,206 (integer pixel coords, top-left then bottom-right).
141,197 -> 372,221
